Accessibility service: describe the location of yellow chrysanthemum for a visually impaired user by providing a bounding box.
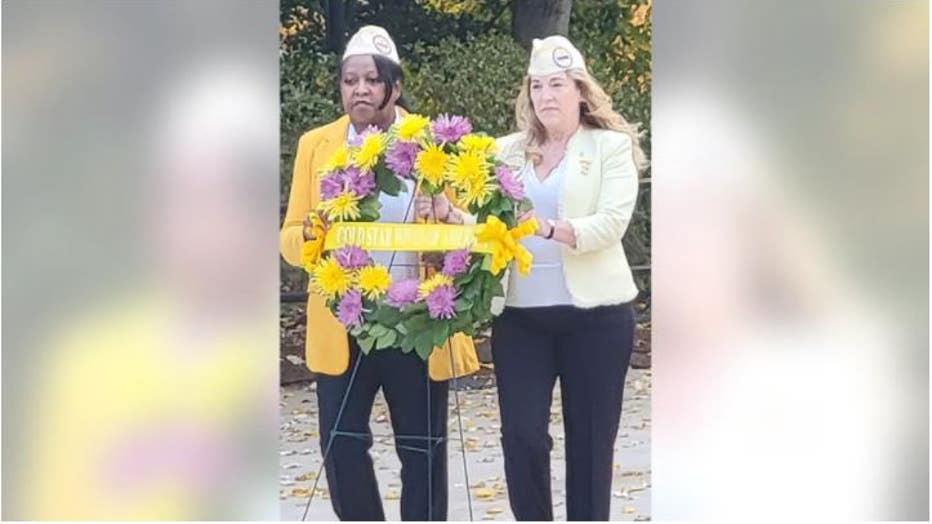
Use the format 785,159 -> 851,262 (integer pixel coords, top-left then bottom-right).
446,151 -> 489,189
418,273 -> 453,298
396,114 -> 431,141
460,176 -> 497,207
322,144 -> 349,172
357,265 -> 392,300
457,133 -> 497,156
311,257 -> 353,298
318,192 -> 361,221
414,143 -> 449,186
354,132 -> 386,170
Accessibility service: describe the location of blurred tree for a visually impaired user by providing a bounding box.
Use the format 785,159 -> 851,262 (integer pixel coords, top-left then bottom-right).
511,0 -> 572,48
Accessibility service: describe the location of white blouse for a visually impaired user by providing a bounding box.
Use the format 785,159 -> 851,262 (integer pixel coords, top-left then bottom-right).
505,158 -> 574,308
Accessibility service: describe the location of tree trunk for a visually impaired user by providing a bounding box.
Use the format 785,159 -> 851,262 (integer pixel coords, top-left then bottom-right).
511,0 -> 572,49
325,0 -> 346,54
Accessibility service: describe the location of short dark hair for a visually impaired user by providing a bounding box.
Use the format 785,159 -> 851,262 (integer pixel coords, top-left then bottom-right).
338,54 -> 411,112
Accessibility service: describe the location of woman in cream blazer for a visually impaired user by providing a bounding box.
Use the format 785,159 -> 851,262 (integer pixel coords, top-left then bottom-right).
491,35 -> 647,521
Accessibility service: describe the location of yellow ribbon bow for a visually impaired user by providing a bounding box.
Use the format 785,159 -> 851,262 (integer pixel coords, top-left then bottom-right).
474,215 -> 537,276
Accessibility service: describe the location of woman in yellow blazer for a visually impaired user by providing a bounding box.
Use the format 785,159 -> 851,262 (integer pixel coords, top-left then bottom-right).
491,36 -> 648,520
279,26 -> 477,521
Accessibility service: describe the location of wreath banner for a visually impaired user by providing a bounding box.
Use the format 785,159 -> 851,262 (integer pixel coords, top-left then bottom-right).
301,113 -> 536,359
323,222 -> 496,254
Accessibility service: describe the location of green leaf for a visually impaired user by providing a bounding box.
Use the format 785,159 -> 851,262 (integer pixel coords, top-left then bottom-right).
455,298 -> 473,312
450,314 -> 473,334
517,197 -> 534,214
493,197 -> 511,216
375,165 -> 403,196
415,343 -> 433,361
373,305 -> 403,326
357,335 -> 376,353
398,332 -> 417,353
403,312 -> 432,334
358,197 -> 382,221
431,323 -> 451,347
488,278 -> 504,297
421,179 -> 441,196
376,329 -> 398,349
480,254 -> 492,271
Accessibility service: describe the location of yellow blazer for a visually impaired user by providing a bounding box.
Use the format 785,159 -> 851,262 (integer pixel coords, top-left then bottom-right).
495,126 -> 640,308
281,115 -> 479,380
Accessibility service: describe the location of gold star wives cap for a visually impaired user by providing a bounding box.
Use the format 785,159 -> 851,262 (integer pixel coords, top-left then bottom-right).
528,35 -> 587,76
343,25 -> 400,64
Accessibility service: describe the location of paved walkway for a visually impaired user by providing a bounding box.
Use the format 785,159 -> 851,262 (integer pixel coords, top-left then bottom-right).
280,369 -> 651,521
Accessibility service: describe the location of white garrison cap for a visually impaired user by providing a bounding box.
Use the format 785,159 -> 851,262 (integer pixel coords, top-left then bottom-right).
528,35 -> 587,76
343,25 -> 400,64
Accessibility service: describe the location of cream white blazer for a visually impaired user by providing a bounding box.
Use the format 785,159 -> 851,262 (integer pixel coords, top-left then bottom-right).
493,126 -> 640,310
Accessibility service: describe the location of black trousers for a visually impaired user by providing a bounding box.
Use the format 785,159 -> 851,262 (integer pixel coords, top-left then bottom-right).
492,303 -> 635,521
316,340 -> 449,521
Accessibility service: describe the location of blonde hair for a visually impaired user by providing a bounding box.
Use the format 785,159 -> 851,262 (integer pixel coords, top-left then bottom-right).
514,68 -> 648,171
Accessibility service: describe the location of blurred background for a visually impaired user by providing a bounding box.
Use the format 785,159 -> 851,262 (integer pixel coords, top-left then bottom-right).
652,0 -> 929,520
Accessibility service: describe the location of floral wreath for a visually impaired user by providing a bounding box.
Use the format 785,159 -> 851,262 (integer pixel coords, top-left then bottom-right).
301,114 -> 537,360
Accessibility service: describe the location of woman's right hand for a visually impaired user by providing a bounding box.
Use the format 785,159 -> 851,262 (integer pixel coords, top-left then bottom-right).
302,215 -> 315,241
303,213 -> 328,241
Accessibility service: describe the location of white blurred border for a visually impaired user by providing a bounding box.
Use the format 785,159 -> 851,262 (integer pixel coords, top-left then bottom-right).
2,1 -> 280,519
653,1 -> 929,520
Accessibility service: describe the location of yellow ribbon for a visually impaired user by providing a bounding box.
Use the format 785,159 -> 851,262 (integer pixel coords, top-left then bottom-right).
301,215 -> 537,275
322,222 -> 493,253
474,215 -> 538,276
300,212 -> 327,272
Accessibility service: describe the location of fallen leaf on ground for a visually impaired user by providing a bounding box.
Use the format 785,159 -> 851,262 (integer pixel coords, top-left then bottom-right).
475,487 -> 497,500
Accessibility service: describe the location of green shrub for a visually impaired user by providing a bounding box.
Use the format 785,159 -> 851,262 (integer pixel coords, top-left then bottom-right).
404,32 -> 527,136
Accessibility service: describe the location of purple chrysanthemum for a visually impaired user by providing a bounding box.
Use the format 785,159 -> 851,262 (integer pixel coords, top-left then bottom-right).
441,249 -> 470,277
320,172 -> 345,200
333,245 -> 370,270
385,141 -> 419,179
345,166 -> 376,197
495,165 -> 525,200
337,289 -> 363,328
431,114 -> 472,144
425,284 -> 457,319
385,278 -> 420,308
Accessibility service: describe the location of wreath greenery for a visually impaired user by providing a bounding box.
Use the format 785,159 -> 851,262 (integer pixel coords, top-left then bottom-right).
301,113 -> 536,359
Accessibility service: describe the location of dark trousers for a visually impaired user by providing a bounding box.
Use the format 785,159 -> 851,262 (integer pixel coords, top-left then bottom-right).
316,340 -> 449,521
492,304 -> 635,521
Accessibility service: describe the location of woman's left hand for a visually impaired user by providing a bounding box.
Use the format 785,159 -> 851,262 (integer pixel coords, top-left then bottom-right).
518,210 -> 548,237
